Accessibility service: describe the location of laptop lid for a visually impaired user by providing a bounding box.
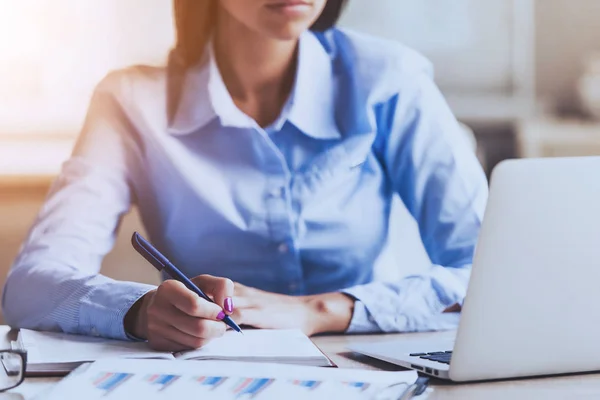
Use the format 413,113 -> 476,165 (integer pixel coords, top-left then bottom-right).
449,157 -> 600,382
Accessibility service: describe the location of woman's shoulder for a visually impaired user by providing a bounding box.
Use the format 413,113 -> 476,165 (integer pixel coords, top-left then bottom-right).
85,64 -> 173,136
87,64 -> 172,125
319,28 -> 434,97
92,64 -> 168,101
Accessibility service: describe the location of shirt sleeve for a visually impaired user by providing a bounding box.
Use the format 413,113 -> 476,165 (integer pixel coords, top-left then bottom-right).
342,70 -> 488,333
1,72 -> 156,340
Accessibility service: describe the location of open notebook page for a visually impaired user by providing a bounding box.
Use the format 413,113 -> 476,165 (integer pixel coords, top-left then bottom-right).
175,329 -> 332,366
19,329 -> 174,366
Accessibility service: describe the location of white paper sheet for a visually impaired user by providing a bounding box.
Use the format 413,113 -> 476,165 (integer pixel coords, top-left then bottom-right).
176,329 -> 327,364
19,330 -> 173,365
20,329 -> 329,370
43,359 -> 419,400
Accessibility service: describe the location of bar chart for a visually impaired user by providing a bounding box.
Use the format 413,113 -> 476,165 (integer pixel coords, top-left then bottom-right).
196,376 -> 229,390
292,380 -> 322,390
144,374 -> 180,391
87,371 -> 379,399
232,378 -> 274,398
344,381 -> 371,392
92,372 -> 133,395
45,358 -> 417,400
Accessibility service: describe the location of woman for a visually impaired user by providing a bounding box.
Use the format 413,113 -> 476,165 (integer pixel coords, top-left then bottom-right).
3,0 -> 487,351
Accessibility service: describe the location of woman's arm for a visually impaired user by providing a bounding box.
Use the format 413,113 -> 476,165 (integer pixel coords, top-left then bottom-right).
341,70 -> 488,333
2,73 -> 156,340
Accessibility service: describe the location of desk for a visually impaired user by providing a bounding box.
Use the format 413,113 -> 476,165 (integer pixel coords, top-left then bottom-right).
4,327 -> 600,399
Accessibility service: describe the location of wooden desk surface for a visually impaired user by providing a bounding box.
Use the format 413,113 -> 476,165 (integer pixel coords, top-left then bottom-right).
4,326 -> 600,399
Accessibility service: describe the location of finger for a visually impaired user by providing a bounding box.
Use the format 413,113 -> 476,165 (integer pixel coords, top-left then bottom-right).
230,309 -> 243,325
227,296 -> 254,309
157,280 -> 223,319
192,275 -> 235,314
148,321 -> 214,350
159,305 -> 227,339
444,303 -> 461,313
231,308 -> 266,329
233,282 -> 250,296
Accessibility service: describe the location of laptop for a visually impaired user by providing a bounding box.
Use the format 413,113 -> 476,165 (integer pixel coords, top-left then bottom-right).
350,156 -> 600,382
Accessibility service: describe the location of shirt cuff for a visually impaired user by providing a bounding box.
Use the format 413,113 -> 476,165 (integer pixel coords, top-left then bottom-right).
344,300 -> 380,333
79,282 -> 156,340
342,284 -> 409,332
124,294 -> 151,342
342,278 -> 449,333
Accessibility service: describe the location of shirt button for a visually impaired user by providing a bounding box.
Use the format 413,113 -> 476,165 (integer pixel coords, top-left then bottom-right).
268,187 -> 285,198
91,327 -> 100,337
278,242 -> 289,254
289,282 -> 298,291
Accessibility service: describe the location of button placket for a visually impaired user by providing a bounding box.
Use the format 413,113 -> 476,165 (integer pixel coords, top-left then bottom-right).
254,128 -> 304,290
277,242 -> 290,254
268,186 -> 285,198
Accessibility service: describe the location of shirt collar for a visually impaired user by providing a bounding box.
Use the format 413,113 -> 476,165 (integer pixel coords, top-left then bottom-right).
168,31 -> 340,140
286,31 -> 340,139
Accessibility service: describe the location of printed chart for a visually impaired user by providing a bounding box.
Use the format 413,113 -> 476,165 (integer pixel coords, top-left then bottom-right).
44,359 -> 418,400
89,372 -> 388,399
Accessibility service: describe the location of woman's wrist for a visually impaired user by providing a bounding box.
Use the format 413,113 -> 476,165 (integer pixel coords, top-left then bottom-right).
304,292 -> 355,335
124,290 -> 154,339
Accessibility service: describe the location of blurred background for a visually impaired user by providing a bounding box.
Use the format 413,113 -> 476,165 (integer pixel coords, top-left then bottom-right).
2,0 -> 600,322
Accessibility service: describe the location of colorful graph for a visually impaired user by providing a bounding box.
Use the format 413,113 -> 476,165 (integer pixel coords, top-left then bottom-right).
87,372 -> 376,399
233,378 -> 274,398
291,380 -> 322,390
344,381 -> 370,392
144,374 -> 180,391
92,372 -> 133,394
196,376 -> 229,390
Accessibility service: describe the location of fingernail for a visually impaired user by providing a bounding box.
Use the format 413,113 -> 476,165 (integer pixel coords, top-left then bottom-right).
216,311 -> 226,321
224,297 -> 234,313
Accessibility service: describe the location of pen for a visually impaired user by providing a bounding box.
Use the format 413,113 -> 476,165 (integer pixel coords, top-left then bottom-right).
397,376 -> 429,400
131,232 -> 243,334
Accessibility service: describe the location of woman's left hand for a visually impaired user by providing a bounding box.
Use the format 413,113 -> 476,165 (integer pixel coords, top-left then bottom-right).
230,283 -> 355,336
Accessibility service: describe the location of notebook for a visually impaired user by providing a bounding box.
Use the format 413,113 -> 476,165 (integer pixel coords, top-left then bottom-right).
18,329 -> 334,376
42,359 -> 426,400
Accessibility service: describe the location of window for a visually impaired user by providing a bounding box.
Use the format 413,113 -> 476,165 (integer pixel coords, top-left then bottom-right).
339,0 -> 535,122
0,0 -> 174,137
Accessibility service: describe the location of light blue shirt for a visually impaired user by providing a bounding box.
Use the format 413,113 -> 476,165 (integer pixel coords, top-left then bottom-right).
2,29 -> 488,340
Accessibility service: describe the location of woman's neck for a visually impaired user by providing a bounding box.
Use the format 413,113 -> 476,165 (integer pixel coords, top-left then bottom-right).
213,10 -> 298,127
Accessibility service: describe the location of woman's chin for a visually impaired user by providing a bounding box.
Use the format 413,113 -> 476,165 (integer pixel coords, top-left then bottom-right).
258,19 -> 314,41
269,28 -> 307,42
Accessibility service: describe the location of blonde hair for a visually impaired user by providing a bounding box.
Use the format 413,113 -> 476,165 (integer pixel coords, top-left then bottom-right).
172,0 -> 217,68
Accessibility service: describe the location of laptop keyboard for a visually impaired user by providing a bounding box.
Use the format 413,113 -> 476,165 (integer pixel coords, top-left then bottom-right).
410,351 -> 453,365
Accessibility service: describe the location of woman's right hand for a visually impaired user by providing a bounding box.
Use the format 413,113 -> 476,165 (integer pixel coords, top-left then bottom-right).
124,275 -> 235,351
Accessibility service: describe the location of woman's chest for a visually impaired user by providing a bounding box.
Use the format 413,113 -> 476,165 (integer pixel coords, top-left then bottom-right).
132,124 -> 392,272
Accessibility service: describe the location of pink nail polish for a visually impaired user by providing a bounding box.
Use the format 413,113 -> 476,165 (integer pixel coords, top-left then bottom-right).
224,297 -> 234,313
216,311 -> 226,321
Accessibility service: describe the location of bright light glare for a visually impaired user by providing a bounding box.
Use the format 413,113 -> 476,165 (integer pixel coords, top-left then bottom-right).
0,0 -> 174,135
0,1 -> 44,59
